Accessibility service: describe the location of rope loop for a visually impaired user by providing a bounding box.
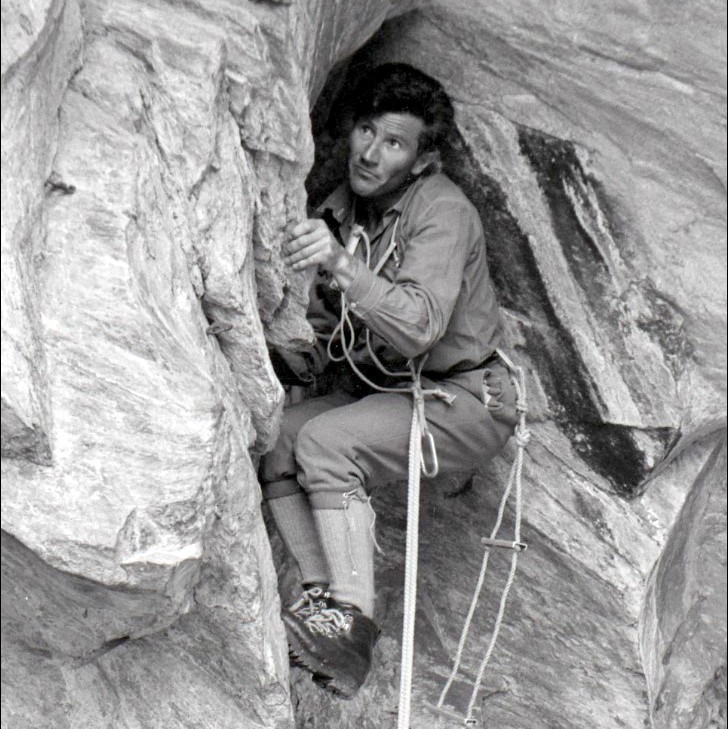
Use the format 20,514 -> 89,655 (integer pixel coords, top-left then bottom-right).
435,350 -> 530,726
420,430 -> 439,478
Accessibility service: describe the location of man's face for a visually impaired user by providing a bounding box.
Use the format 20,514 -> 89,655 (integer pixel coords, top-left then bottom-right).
348,112 -> 432,206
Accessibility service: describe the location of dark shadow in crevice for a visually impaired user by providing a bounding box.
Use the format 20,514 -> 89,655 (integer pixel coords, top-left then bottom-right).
304,18 -> 669,497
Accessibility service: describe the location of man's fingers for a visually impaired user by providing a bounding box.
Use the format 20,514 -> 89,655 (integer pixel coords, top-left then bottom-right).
284,218 -> 339,272
287,220 -> 311,238
289,219 -> 322,239
284,240 -> 326,266
288,249 -> 322,271
285,235 -> 322,259
286,229 -> 325,253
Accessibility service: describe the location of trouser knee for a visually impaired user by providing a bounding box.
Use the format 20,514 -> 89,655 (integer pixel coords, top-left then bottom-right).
260,394 -> 357,502
294,417 -> 367,510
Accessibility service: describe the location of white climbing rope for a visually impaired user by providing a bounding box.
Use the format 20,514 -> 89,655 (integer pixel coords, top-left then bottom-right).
397,394 -> 427,729
435,349 -> 530,725
328,220 -> 530,727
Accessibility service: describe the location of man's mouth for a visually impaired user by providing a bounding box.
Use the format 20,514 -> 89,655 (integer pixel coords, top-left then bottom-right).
353,164 -> 378,181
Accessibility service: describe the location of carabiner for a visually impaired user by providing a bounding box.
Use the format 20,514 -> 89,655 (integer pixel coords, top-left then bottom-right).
420,429 -> 439,478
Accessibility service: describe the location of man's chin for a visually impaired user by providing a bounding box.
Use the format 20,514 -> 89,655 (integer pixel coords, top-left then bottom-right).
349,176 -> 378,198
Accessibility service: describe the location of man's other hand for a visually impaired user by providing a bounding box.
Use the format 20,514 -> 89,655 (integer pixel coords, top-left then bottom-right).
285,219 -> 347,273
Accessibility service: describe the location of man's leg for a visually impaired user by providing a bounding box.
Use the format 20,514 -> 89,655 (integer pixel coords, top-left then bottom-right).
293,366 -> 516,613
283,365 -> 517,695
260,393 -> 355,589
313,490 -> 376,616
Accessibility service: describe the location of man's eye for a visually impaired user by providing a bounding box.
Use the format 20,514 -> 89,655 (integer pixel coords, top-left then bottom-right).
387,139 -> 401,149
359,125 -> 373,136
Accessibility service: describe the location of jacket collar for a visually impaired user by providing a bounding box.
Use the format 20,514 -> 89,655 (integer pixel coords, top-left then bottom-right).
316,175 -> 425,226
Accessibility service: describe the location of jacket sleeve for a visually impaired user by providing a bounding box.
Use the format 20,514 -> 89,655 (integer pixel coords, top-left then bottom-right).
342,198 -> 475,360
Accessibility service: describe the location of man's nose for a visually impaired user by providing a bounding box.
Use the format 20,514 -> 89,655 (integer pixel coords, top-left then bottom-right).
360,139 -> 380,165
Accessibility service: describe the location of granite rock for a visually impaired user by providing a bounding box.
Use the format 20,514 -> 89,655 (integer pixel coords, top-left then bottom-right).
1,1 -> 418,727
1,0 -> 726,728
641,435 -> 727,729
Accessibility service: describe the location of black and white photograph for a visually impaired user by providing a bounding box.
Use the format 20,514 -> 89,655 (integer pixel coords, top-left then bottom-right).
1,1 -> 726,728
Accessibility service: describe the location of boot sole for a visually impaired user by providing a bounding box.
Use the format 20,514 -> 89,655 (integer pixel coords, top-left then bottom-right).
287,630 -> 360,698
283,615 -> 367,698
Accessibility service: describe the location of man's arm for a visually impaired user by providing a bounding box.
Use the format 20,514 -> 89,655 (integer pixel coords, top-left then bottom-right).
285,200 -> 475,360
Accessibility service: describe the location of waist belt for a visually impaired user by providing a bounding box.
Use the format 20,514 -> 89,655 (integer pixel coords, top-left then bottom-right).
423,351 -> 500,381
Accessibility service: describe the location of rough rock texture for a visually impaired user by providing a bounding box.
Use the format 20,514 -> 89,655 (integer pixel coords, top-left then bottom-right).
641,435 -> 727,729
1,1 -> 417,727
291,4 -> 727,729
1,0 -> 726,728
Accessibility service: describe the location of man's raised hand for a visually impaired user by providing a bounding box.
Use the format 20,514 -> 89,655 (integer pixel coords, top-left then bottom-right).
285,219 -> 345,273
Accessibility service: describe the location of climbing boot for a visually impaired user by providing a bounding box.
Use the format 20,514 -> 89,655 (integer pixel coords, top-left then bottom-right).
285,584 -> 331,621
283,595 -> 380,698
285,584 -> 331,671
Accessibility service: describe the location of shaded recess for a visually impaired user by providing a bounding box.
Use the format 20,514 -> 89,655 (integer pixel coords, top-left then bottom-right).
305,29 -> 665,496
0,403 -> 51,465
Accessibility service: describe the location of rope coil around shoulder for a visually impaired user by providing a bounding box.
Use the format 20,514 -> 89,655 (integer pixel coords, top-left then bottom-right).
432,348 -> 530,726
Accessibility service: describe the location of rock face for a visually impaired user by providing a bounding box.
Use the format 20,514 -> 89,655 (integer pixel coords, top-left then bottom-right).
641,435 -> 727,729
294,3 -> 727,728
1,1 -> 725,729
1,1 -> 417,727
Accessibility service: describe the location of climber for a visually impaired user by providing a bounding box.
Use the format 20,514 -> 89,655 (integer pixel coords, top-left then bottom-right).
260,63 -> 518,698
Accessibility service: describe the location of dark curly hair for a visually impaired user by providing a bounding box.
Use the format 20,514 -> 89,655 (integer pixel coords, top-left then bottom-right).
349,63 -> 455,153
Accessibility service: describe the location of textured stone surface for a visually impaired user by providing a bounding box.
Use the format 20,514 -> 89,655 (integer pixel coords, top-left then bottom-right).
1,0 -> 726,728
1,1 -> 418,727
1,0 -> 82,465
641,435 -> 727,729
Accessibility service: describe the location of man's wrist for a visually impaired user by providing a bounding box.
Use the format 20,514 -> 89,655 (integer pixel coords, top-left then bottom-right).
328,249 -> 357,290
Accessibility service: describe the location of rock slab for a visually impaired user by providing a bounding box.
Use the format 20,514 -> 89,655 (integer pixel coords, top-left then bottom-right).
1,0 -> 419,727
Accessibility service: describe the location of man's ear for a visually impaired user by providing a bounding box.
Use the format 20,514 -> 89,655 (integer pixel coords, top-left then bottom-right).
412,149 -> 441,177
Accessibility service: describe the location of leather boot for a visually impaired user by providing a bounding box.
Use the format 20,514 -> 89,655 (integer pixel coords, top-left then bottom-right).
283,594 -> 380,698
286,584 -> 331,621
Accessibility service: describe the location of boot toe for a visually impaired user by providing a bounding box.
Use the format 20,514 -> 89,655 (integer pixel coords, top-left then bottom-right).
282,608 -> 379,698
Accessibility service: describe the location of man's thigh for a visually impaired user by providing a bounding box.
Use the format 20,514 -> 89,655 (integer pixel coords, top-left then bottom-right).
295,384 -> 512,492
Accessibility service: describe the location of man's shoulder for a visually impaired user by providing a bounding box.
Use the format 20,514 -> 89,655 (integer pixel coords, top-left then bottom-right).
401,173 -> 484,243
412,173 -> 476,213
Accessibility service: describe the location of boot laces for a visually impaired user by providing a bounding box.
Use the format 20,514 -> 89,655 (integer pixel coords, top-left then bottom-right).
304,606 -> 353,636
289,586 -> 330,620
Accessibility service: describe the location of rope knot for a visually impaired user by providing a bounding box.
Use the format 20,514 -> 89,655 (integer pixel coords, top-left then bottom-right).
515,426 -> 531,448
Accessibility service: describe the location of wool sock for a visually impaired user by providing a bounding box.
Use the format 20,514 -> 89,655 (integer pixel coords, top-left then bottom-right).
267,490 -> 330,588
313,495 -> 376,618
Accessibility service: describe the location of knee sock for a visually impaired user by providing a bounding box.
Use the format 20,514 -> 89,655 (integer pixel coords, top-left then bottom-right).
267,490 -> 330,588
313,494 -> 376,618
